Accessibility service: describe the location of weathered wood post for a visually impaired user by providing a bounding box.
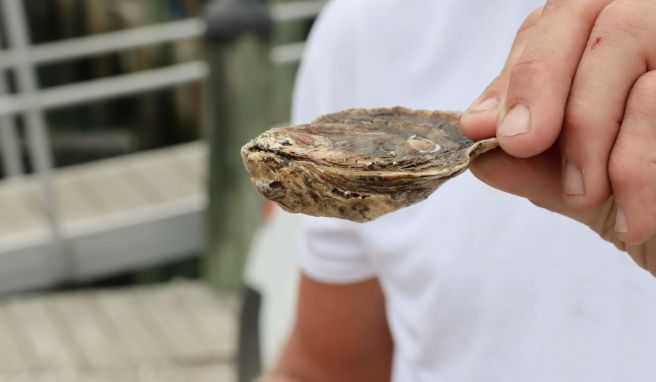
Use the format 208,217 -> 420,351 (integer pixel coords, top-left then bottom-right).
203,0 -> 274,291
270,0 -> 309,125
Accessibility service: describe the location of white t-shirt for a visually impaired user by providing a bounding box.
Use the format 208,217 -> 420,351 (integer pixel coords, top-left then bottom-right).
293,1 -> 656,381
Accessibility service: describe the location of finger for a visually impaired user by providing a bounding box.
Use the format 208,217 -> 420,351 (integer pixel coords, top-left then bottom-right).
470,149 -> 653,270
497,0 -> 613,158
625,241 -> 656,279
609,71 -> 656,245
561,1 -> 656,209
471,148 -> 564,211
471,149 -> 616,242
461,7 -> 543,140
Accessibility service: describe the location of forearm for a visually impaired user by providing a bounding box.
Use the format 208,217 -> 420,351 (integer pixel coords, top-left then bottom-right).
263,276 -> 393,381
262,334 -> 392,382
262,373 -> 301,382
260,341 -> 322,382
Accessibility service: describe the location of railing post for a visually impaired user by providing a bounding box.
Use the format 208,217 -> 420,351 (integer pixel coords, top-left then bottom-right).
1,0 -> 72,281
270,0 -> 308,125
203,0 -> 274,291
0,64 -> 24,178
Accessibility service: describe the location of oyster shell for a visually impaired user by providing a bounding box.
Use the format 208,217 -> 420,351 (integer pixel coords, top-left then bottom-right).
241,107 -> 497,222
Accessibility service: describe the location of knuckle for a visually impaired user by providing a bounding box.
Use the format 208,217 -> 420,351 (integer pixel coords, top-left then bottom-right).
485,75 -> 508,95
633,246 -> 656,276
629,249 -> 648,271
633,71 -> 656,93
563,95 -> 589,130
543,0 -> 569,12
595,1 -> 652,38
642,255 -> 656,276
507,55 -> 568,97
509,56 -> 545,81
517,7 -> 544,36
609,150 -> 636,186
626,72 -> 656,118
608,148 -> 649,190
564,94 -> 622,135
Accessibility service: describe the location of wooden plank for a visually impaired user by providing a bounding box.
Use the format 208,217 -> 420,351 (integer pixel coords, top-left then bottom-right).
5,298 -> 80,369
140,283 -> 235,359
54,175 -> 102,224
0,143 -> 206,238
173,142 -> 206,172
173,283 -> 238,358
135,288 -> 209,359
170,144 -> 206,190
0,195 -> 21,235
127,156 -> 197,201
0,364 -> 235,382
95,291 -> 169,361
135,365 -> 235,382
0,178 -> 39,198
116,165 -> 169,204
0,188 -> 44,236
49,293 -> 125,369
0,309 -> 35,371
76,166 -> 154,215
0,282 -> 238,380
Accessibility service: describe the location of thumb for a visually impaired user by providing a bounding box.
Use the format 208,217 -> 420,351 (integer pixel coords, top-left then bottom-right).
461,7 -> 543,141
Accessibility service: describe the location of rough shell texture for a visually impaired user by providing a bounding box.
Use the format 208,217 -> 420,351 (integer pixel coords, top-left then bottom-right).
241,107 -> 497,222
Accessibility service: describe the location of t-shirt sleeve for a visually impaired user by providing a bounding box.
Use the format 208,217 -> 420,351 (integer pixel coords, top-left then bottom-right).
292,0 -> 376,284
291,0 -> 359,125
300,216 -> 376,284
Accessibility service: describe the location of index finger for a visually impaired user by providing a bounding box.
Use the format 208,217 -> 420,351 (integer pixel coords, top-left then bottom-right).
496,0 -> 613,158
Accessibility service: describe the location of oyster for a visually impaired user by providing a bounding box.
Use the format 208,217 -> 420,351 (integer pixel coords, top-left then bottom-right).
241,107 -> 497,222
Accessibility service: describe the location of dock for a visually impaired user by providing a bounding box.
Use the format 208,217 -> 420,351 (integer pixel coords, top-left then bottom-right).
0,281 -> 237,381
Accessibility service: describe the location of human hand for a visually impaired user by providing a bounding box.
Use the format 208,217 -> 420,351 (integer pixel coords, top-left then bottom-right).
459,1 -> 656,274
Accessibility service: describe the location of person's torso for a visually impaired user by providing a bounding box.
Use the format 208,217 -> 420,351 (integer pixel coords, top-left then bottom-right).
297,1 -> 656,381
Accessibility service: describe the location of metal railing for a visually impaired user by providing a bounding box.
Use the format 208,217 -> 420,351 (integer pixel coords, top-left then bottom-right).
0,0 -> 324,175
0,0 -> 324,280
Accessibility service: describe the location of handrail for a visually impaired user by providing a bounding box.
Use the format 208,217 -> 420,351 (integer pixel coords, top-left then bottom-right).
0,0 -> 324,175
271,41 -> 306,65
0,61 -> 208,116
1,0 -> 68,279
0,18 -> 206,71
0,1 -> 325,71
270,0 -> 326,22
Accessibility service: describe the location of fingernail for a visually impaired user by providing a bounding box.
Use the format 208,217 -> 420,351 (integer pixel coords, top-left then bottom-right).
563,159 -> 585,196
615,205 -> 629,234
498,104 -> 530,137
467,97 -> 499,113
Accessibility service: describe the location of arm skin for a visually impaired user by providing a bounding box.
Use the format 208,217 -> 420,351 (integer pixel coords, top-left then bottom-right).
266,274 -> 393,382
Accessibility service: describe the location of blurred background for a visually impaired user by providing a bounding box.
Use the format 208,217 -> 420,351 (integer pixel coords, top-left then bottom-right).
0,0 -> 318,380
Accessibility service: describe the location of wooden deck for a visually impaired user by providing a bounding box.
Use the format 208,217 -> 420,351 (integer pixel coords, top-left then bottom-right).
0,281 -> 238,381
0,141 -> 205,245
0,142 -> 207,293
